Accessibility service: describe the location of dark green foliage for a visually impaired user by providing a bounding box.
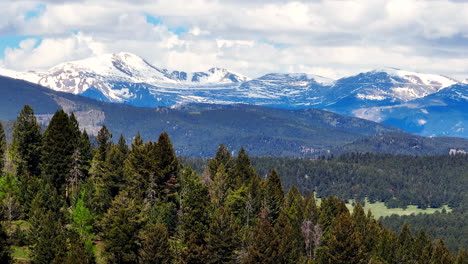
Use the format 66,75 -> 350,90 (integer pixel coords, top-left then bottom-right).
138,223 -> 173,264
319,196 -> 349,232
101,192 -> 142,264
0,220 -> 12,264
320,213 -> 364,264
11,105 -> 42,177
264,169 -> 284,224
41,110 -> 76,194
154,132 -> 180,203
63,229 -> 96,264
431,240 -> 454,264
79,130 -> 93,179
96,126 -> 112,162
206,206 -> 240,264
232,147 -> 257,188
208,144 -> 233,180
243,216 -> 280,264
180,167 -> 210,263
396,223 -> 416,263
455,249 -> 468,264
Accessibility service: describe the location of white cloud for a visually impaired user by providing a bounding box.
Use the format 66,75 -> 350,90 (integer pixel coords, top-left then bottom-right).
2,0 -> 468,79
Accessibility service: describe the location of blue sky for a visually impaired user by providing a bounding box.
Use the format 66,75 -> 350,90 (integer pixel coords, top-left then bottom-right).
1,0 -> 468,80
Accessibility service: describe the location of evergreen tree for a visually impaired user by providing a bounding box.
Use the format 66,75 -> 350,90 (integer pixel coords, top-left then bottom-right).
206,206 -> 240,264
28,185 -> 67,264
101,192 -> 142,264
180,167 -> 210,263
0,220 -> 12,264
96,125 -> 112,162
210,164 -> 229,207
41,110 -> 75,194
318,196 -> 348,232
396,223 -> 416,263
208,144 -> 233,180
232,147 -> 256,188
69,113 -> 81,148
11,105 -> 42,177
117,134 -> 129,156
79,130 -> 93,179
243,215 -> 280,264
0,122 -> 6,174
430,239 -> 454,264
263,169 -> 284,224
154,132 -> 180,203
85,156 -> 113,217
63,229 -> 96,264
275,210 -> 304,264
320,212 -> 364,264
455,248 -> 468,264
414,229 -> 433,264
138,223 -> 173,264
373,228 -> 398,264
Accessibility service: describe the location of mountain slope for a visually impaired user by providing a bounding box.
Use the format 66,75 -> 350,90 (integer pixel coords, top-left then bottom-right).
3,76 -> 468,156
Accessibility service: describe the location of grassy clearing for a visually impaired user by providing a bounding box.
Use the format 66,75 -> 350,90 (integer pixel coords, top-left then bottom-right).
314,195 -> 451,218
12,246 -> 30,264
345,200 -> 451,218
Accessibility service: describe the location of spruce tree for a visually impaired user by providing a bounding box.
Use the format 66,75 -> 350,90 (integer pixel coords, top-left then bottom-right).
264,169 -> 284,224
210,164 -> 229,207
138,223 -> 173,264
321,212 -> 364,264
430,239 -> 454,264
414,228 -> 433,264
101,192 -> 142,264
96,125 -> 112,162
243,215 -> 280,264
41,109 -> 75,194
11,105 -> 42,177
275,210 -> 304,264
180,167 -> 210,263
318,196 -> 348,233
208,144 -> 233,180
206,206 -> 240,264
396,223 -> 416,263
154,132 -> 180,202
455,248 -> 468,264
232,147 -> 256,188
79,130 -> 93,179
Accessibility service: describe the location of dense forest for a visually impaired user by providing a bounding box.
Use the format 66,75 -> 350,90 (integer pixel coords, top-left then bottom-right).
0,105 -> 467,263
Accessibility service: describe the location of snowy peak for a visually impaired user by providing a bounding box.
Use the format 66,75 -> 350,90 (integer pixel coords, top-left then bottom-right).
167,67 -> 249,84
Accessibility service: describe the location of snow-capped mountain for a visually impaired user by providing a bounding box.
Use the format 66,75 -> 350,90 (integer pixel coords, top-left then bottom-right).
322,68 -> 458,114
0,52 -> 249,104
2,52 -> 468,137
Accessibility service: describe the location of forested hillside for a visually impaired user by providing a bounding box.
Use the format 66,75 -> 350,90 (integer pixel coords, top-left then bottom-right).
0,105 -> 466,263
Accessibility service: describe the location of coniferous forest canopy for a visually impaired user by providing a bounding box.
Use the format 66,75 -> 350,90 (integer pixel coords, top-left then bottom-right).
0,105 -> 466,263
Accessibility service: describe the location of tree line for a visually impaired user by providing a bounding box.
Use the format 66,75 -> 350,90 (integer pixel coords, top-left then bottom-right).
0,105 -> 466,263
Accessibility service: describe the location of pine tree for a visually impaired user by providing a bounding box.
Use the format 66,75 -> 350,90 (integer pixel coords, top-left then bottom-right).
396,223 -> 416,263
69,113 -> 81,148
318,196 -> 348,233
117,134 -> 129,156
28,185 -> 67,264
373,228 -> 398,264
96,125 -> 112,162
79,130 -> 93,179
101,191 -> 142,264
210,164 -> 229,207
0,122 -> 6,174
41,110 -> 75,194
10,105 -> 42,211
263,169 -> 284,224
455,248 -> 468,264
208,144 -> 233,180
232,147 -> 256,188
154,132 -> 180,203
138,223 -> 173,264
275,210 -> 304,264
243,215 -> 280,264
11,105 -> 42,177
85,156 -> 113,217
63,229 -> 96,264
180,167 -> 210,263
0,220 -> 12,264
321,212 -> 364,264
414,229 -> 432,264
206,206 -> 240,264
430,239 -> 454,264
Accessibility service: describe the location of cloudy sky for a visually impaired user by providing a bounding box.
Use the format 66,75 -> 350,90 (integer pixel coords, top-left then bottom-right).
1,0 -> 468,79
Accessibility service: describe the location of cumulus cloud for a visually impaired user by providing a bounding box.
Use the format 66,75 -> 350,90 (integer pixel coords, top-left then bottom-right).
2,0 -> 468,79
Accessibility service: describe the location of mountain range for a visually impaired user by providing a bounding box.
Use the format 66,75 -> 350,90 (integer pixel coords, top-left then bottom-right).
1,52 -> 467,138
3,75 -> 468,157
